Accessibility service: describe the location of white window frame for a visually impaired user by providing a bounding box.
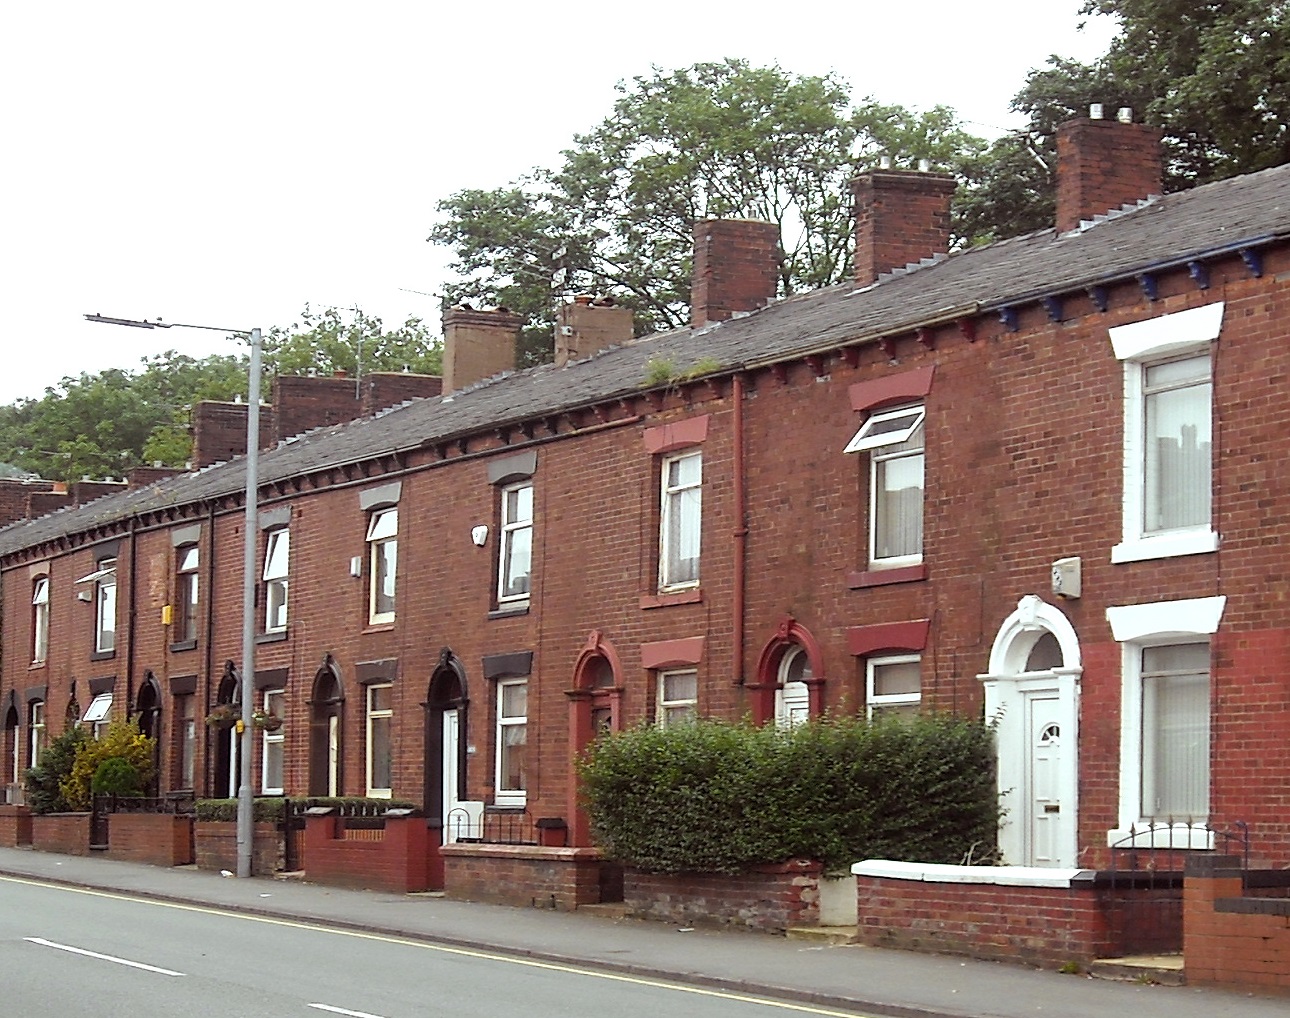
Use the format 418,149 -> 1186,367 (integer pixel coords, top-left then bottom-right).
92,559 -> 117,654
657,669 -> 698,727
494,678 -> 527,807
262,529 -> 290,633
365,683 -> 393,799
82,692 -> 113,740
366,507 -> 398,625
176,544 -> 199,643
261,689 -> 285,795
497,481 -> 533,605
866,654 -> 922,720
659,450 -> 702,591
1110,302 -> 1223,564
28,700 -> 45,769
1106,595 -> 1225,848
32,577 -> 50,665
846,403 -> 925,569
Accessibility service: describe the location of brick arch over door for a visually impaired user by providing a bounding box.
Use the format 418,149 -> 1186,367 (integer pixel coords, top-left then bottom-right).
423,648 -> 469,821
135,672 -> 163,795
309,656 -> 344,797
751,617 -> 826,724
567,631 -> 624,846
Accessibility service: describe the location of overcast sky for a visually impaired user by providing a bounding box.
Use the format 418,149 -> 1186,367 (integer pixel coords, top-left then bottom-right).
0,1 -> 1119,405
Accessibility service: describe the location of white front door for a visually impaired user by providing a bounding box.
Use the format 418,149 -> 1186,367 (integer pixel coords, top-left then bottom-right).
442,709 -> 461,840
326,714 -> 339,797
1026,695 -> 1066,866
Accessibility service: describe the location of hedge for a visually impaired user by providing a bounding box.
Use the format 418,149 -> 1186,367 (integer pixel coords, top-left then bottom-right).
579,714 -> 998,873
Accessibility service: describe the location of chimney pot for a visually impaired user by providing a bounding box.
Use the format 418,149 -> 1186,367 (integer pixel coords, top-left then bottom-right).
574,294 -> 594,305
1089,103 -> 1104,120
1117,107 -> 1133,124
917,158 -> 931,172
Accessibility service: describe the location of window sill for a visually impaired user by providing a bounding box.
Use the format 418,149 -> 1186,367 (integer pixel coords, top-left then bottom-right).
487,802 -> 526,813
1111,530 -> 1219,564
256,630 -> 288,645
488,603 -> 530,620
847,564 -> 927,589
90,649 -> 116,662
28,660 -> 47,671
169,639 -> 197,654
363,622 -> 396,634
640,588 -> 702,610
1107,824 -> 1214,850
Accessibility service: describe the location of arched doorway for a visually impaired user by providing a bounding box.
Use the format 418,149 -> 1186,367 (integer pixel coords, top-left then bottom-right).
308,657 -> 344,796
567,631 -> 624,846
135,674 -> 162,796
423,648 -> 469,838
751,617 -> 826,725
978,595 -> 1082,867
3,698 -> 19,796
211,662 -> 241,799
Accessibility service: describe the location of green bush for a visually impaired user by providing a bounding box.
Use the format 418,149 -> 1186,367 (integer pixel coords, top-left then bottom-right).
194,796 -> 416,822
578,714 -> 998,874
61,721 -> 156,811
91,757 -> 145,797
23,726 -> 88,814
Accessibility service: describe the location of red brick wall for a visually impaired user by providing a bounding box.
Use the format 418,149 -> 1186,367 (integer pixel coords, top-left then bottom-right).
441,842 -> 610,910
625,860 -> 822,932
361,372 -> 442,414
0,479 -> 55,527
272,375 -> 361,444
303,814 -> 432,893
106,813 -> 194,866
0,804 -> 32,846
194,821 -> 283,875
191,400 -> 276,468
691,219 -> 780,327
30,813 -> 92,856
1185,857 -> 1290,993
1055,117 -> 1162,233
852,170 -> 955,284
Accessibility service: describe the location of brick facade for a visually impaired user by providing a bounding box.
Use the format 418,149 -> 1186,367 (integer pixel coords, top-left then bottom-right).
303,813 -> 433,893
0,804 -> 32,846
1185,855 -> 1290,993
194,821 -> 284,875
441,842 -> 611,911
30,813 -> 92,856
625,860 -> 822,932
105,813 -> 194,866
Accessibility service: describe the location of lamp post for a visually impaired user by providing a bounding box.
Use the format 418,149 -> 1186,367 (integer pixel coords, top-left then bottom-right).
85,314 -> 261,879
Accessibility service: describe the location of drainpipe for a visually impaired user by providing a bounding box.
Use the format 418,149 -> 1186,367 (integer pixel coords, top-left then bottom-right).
202,501 -> 217,797
126,514 -> 138,717
732,373 -> 748,687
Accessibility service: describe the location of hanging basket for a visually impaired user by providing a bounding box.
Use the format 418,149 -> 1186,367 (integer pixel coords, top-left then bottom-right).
252,711 -> 284,732
205,705 -> 239,730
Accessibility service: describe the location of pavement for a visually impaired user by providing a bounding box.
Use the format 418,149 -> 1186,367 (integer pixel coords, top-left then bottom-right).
1,846 -> 1286,1018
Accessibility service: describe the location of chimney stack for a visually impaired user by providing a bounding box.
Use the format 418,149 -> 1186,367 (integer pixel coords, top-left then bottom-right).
441,306 -> 522,392
690,219 -> 780,329
555,295 -> 634,367
852,169 -> 956,286
1055,108 -> 1163,233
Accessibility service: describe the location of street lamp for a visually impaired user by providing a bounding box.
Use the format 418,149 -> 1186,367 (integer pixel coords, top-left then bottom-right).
85,313 -> 262,879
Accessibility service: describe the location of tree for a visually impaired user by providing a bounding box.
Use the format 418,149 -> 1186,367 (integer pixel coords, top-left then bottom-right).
431,60 -> 985,361
260,305 -> 442,378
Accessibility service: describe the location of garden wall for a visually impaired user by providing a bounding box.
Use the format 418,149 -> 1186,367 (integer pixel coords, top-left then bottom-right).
1184,854 -> 1290,993
625,859 -> 821,931
303,813 -> 433,894
30,813 -> 92,857
0,804 -> 32,847
195,821 -> 283,875
441,842 -> 613,910
106,813 -> 194,867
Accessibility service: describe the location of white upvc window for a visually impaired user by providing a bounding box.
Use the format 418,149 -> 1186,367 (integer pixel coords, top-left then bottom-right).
366,508 -> 398,625
659,450 -> 702,590
775,647 -> 812,728
1110,302 -> 1223,563
82,692 -> 113,740
31,577 -> 49,664
867,655 -> 921,720
93,560 -> 117,653
176,544 -> 200,643
1107,594 -> 1225,848
262,529 -> 290,632
28,700 -> 46,768
365,683 -> 393,798
261,689 -> 285,795
498,482 -> 533,604
846,404 -> 925,568
494,678 -> 527,806
657,669 -> 698,727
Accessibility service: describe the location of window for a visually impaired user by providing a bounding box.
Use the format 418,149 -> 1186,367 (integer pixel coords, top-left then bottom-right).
657,669 -> 698,727
261,689 -> 285,795
82,692 -> 113,739
28,701 -> 45,768
659,450 -> 702,590
587,657 -> 618,736
91,560 -> 118,654
495,678 -> 527,806
867,655 -> 921,720
176,545 -> 199,644
366,508 -> 398,625
32,577 -> 49,664
775,647 -> 811,728
846,404 -> 924,568
1110,301 -> 1223,563
365,683 -> 392,798
262,529 -> 290,632
498,482 -> 533,604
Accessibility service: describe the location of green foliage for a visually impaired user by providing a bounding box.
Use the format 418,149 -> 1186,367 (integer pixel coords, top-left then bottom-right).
61,721 -> 156,811
431,60 -> 985,356
579,714 -> 998,874
91,757 -> 145,798
193,796 -> 416,822
260,305 -> 442,378
23,726 -> 88,814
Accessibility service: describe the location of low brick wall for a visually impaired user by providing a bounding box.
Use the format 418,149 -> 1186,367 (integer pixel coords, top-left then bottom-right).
625,859 -> 822,931
195,821 -> 283,875
30,813 -> 92,857
852,860 -> 1180,966
304,814 -> 433,893
106,813 -> 194,867
441,842 -> 614,911
0,804 -> 32,846
1185,855 -> 1290,993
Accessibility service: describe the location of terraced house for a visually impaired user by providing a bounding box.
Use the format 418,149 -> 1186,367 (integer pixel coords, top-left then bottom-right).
2,112 -> 1288,908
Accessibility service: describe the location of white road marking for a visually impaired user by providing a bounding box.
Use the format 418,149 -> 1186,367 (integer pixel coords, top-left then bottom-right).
24,937 -> 185,977
309,1005 -> 387,1018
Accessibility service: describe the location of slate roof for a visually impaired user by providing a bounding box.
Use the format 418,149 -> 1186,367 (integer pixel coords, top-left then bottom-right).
5,162 -> 1289,559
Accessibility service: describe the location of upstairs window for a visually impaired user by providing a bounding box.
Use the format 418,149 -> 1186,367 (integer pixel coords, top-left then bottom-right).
494,678 -> 527,806
31,577 -> 49,665
176,545 -> 200,644
91,559 -> 118,654
846,404 -> 924,568
366,508 -> 398,625
82,692 -> 113,740
498,482 -> 533,604
659,450 -> 702,590
262,529 -> 290,633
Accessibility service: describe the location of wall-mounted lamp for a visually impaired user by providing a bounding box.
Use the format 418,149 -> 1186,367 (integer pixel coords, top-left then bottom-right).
471,525 -> 489,547
349,555 -> 362,577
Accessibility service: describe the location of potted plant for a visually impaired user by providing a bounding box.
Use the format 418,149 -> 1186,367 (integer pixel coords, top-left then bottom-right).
205,704 -> 240,730
251,709 -> 283,732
